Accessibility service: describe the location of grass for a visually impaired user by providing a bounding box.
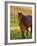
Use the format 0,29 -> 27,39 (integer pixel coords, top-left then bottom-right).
10,30 -> 22,40
10,14 -> 19,27
10,14 -> 32,40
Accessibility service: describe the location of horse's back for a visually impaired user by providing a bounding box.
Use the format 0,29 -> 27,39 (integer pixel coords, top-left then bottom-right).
22,15 -> 32,26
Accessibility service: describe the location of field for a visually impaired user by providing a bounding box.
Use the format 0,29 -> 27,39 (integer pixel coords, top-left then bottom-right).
10,15 -> 32,40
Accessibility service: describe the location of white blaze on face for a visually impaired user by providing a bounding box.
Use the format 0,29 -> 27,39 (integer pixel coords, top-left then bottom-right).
28,27 -> 31,32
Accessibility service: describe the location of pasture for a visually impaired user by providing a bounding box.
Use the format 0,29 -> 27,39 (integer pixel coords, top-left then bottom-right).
10,15 -> 32,40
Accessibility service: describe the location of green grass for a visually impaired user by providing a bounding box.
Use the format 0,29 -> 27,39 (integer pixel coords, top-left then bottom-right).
10,14 -> 32,40
10,30 -> 22,40
10,14 -> 19,27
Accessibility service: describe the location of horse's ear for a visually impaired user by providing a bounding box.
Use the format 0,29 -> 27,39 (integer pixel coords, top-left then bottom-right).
18,12 -> 22,15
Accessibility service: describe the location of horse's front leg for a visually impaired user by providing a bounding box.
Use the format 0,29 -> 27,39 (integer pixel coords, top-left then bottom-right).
20,25 -> 25,39
25,27 -> 28,38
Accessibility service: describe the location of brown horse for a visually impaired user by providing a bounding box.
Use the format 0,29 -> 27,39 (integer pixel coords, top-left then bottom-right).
18,12 -> 32,39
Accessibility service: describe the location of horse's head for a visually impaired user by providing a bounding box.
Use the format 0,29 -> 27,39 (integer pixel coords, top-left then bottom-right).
18,12 -> 22,21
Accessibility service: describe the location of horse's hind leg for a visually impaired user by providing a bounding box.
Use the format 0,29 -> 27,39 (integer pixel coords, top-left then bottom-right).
31,26 -> 32,33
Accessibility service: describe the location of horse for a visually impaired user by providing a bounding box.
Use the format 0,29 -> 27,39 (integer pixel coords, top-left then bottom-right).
18,12 -> 32,39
